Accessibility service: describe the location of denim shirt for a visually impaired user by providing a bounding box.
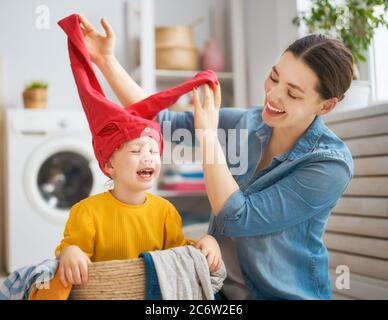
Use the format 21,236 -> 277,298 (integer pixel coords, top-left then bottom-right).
157,106 -> 353,300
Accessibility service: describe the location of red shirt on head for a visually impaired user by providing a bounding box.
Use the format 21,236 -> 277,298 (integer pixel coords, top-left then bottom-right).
58,14 -> 218,176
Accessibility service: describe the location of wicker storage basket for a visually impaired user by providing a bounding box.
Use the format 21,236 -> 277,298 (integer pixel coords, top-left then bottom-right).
155,26 -> 199,70
155,26 -> 195,48
156,46 -> 198,70
69,258 -> 145,300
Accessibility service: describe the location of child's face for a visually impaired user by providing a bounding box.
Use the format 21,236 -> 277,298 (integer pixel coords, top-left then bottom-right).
105,136 -> 161,191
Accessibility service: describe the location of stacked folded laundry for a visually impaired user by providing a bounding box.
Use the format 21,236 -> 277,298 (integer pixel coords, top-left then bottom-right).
159,163 -> 206,192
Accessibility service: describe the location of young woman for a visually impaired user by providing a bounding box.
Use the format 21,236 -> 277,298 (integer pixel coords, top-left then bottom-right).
78,15 -> 354,299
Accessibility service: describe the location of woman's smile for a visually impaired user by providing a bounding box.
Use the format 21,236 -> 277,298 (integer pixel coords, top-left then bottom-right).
264,101 -> 287,117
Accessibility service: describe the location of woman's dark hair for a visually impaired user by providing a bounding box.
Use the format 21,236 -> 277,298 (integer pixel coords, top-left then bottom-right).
285,34 -> 354,101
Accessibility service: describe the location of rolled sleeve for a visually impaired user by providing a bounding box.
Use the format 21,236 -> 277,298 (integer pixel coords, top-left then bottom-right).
214,189 -> 246,233
157,107 -> 247,142
214,157 -> 352,237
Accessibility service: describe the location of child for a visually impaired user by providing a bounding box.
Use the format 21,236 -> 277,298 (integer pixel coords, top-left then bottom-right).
55,14 -> 223,289
56,135 -> 222,288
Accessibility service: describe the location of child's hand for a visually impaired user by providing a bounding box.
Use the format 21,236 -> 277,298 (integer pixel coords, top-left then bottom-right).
195,235 -> 223,273
57,245 -> 91,287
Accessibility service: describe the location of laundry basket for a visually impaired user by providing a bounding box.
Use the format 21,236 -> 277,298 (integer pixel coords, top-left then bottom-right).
69,258 -> 145,300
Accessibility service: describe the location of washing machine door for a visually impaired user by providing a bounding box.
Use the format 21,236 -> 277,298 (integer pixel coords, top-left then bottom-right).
24,137 -> 105,225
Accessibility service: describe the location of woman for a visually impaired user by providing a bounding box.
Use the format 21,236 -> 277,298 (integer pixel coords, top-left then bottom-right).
78,16 -> 354,299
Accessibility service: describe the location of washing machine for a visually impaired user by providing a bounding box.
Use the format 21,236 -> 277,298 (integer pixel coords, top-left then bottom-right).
4,109 -> 106,272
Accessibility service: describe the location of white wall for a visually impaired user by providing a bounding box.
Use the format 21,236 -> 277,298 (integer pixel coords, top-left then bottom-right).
244,0 -> 299,106
0,0 -> 129,110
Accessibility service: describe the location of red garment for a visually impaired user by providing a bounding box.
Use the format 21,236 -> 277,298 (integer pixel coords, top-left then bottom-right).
58,14 -> 218,176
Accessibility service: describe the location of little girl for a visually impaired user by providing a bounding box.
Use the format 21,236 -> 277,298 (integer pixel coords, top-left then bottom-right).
56,135 -> 222,288
54,14 -> 223,289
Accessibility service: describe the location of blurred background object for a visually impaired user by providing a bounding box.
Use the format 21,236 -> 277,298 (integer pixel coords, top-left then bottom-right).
22,81 -> 48,109
4,109 -> 106,272
202,38 -> 225,72
293,0 -> 388,113
324,102 -> 388,300
0,57 -> 5,280
155,18 -> 203,71
159,162 -> 206,193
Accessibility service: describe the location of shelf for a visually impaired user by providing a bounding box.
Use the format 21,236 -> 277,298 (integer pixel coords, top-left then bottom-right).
128,0 -> 247,106
132,68 -> 234,83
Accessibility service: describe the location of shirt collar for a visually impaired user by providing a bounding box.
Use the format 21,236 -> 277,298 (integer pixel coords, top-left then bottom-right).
287,115 -> 325,160
255,114 -> 325,162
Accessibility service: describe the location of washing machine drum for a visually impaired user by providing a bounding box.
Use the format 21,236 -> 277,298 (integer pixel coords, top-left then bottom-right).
37,151 -> 93,209
25,138 -> 103,224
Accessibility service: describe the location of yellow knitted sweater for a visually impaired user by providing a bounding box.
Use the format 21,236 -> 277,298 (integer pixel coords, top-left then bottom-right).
55,191 -> 193,261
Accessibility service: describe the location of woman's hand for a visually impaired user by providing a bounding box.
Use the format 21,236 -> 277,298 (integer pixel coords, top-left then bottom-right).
192,83 -> 221,142
192,82 -> 239,215
57,245 -> 91,287
195,235 -> 223,272
79,15 -> 116,65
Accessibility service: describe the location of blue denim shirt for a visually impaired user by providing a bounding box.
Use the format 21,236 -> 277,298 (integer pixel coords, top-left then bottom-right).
157,106 -> 353,300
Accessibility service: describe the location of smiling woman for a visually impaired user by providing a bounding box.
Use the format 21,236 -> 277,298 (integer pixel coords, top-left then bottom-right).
262,35 -> 353,135
257,34 -> 353,172
158,35 -> 355,300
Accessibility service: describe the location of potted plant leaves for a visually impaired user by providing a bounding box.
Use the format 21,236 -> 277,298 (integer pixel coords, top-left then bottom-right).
23,81 -> 48,109
293,0 -> 388,112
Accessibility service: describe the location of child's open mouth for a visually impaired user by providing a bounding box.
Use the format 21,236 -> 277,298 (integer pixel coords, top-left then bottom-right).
136,168 -> 155,181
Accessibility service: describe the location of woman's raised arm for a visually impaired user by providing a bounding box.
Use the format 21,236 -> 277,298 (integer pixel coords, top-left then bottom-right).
79,16 -> 247,138
79,15 -> 148,106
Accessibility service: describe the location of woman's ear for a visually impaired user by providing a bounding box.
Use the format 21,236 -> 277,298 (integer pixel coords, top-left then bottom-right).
317,97 -> 338,116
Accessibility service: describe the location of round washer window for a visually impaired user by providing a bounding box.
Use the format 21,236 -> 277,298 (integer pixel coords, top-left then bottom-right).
37,151 -> 93,209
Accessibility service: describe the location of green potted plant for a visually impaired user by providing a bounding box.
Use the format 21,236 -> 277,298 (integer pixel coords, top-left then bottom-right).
293,0 -> 388,112
23,81 -> 48,109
